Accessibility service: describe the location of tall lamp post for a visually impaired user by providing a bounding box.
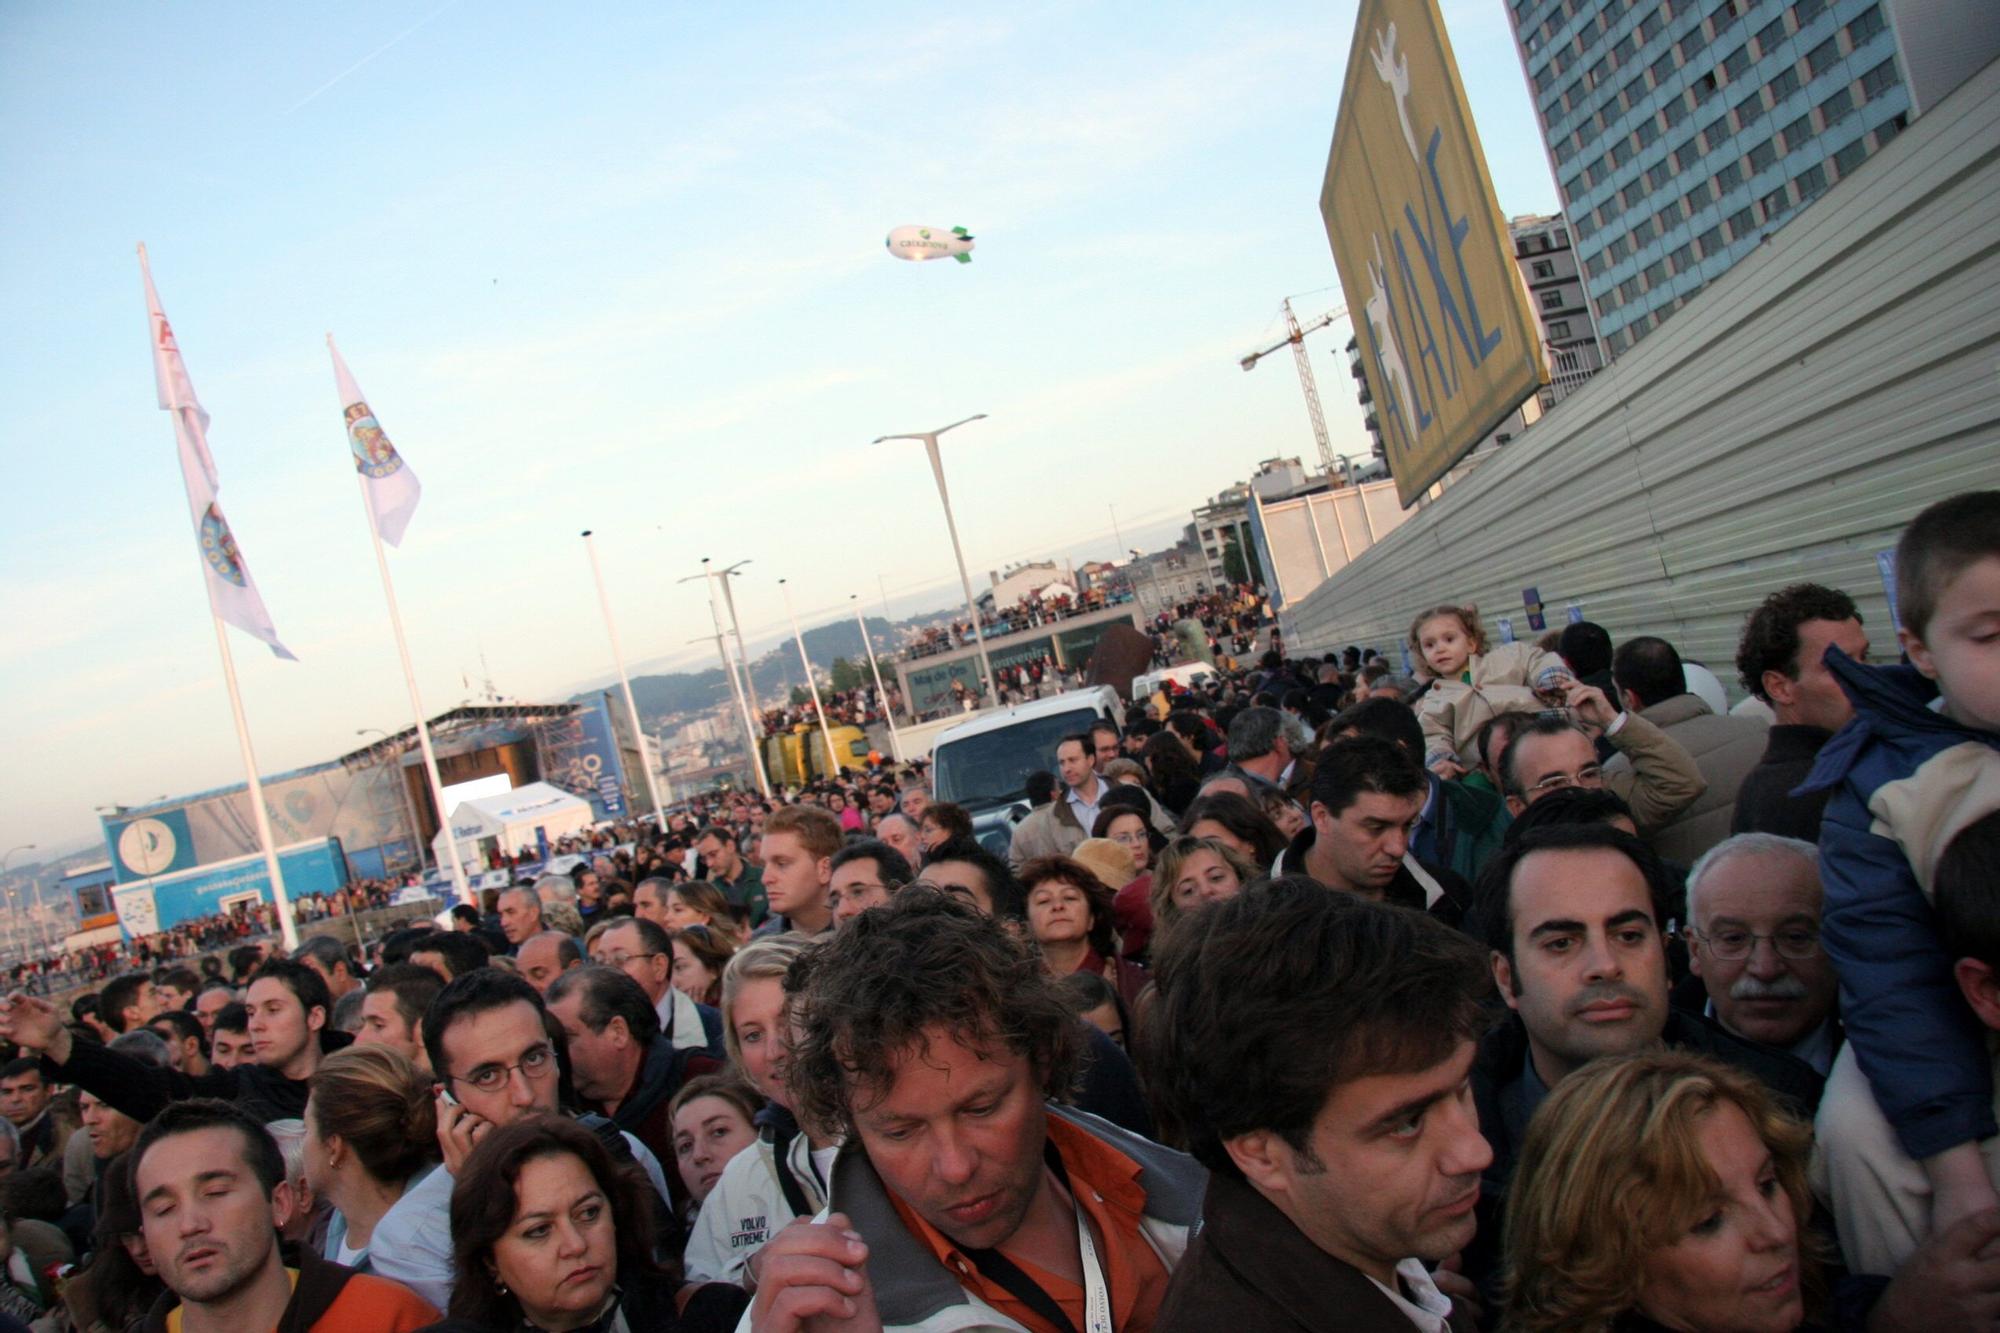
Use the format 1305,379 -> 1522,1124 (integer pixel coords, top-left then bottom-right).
851,594 -> 904,763
780,580 -> 840,780
873,415 -> 996,703
681,559 -> 772,797
710,561 -> 767,730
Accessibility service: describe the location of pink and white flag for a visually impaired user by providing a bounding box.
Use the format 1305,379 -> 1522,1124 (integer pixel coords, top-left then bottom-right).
139,247 -> 295,661
327,336 -> 421,547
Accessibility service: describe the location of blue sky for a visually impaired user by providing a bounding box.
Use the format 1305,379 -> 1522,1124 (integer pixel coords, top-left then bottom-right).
0,1 -> 1558,855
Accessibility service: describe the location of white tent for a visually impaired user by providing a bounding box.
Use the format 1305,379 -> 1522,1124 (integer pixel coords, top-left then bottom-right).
432,782 -> 593,871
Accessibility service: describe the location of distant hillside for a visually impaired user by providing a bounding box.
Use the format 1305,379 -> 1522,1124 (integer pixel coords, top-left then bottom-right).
573,615 -> 905,726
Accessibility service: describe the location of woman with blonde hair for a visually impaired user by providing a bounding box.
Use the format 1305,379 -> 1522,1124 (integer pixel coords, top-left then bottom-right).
1148,835 -> 1259,949
683,933 -> 833,1286
302,1045 -> 441,1278
1502,1049 -> 1823,1332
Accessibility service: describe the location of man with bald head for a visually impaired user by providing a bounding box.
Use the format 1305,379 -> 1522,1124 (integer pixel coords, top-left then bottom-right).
515,930 -> 582,995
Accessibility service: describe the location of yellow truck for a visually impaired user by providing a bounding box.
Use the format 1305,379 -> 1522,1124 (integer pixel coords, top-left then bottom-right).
763,723 -> 871,787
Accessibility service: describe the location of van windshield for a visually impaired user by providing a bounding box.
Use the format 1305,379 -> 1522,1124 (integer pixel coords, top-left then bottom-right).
932,708 -> 1103,810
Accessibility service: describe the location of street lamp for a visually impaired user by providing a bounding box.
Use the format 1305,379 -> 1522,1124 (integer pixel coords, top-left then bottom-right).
873,414 -> 996,703
852,594 -> 904,763
779,580 -> 839,781
680,559 -> 772,797
3,845 -> 37,968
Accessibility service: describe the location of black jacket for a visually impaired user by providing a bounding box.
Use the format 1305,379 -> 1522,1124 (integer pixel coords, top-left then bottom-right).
1273,824 -> 1473,929
1730,724 -> 1835,840
1461,1009 -> 1824,1296
1157,1171 -> 1473,1332
48,1027 -> 354,1126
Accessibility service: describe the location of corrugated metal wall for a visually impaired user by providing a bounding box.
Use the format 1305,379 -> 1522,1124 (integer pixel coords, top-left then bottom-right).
1282,59 -> 2000,696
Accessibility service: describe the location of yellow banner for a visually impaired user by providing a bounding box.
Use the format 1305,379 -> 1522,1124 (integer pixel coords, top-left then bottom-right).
1322,0 -> 1545,507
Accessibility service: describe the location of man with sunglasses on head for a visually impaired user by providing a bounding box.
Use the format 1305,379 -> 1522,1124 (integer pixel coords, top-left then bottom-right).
365,969 -> 679,1312
1496,681 -> 1705,838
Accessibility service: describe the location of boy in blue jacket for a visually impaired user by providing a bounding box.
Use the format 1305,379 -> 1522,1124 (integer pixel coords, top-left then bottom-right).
1801,490 -> 2000,1235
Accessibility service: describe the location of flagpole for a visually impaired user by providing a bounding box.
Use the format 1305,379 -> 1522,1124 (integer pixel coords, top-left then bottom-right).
852,595 -> 904,763
351,473 -> 472,908
581,531 -> 668,831
206,613 -> 299,952
780,580 -> 840,782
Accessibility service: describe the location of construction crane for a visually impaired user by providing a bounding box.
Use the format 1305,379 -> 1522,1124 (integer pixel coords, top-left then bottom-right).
1240,298 -> 1347,479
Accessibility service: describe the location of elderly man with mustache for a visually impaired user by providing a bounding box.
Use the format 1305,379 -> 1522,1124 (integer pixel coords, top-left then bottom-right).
1682,833 -> 1842,1075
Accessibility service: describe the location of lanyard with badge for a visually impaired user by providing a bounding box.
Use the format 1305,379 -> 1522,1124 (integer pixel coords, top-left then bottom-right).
962,1142 -> 1113,1333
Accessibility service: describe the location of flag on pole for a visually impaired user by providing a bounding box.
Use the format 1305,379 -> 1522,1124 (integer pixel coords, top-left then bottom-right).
327,337 -> 421,547
140,246 -> 296,661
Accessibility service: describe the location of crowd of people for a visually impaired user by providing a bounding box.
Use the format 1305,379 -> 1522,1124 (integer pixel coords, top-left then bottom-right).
0,491 -> 1987,1331
2,880 -> 413,997
902,585 -> 1139,662
757,681 -> 897,735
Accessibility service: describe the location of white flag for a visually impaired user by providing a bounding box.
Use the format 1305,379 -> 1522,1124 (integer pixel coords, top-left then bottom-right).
140,247 -> 296,661
327,336 -> 422,547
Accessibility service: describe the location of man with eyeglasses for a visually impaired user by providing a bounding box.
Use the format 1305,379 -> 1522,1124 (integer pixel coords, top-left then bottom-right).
1497,685 -> 1706,838
593,917 -> 724,1057
826,839 -> 914,928
363,969 -> 680,1310
1680,832 -> 1841,1074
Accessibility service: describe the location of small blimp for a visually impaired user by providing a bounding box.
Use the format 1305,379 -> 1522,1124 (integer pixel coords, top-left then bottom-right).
885,225 -> 974,264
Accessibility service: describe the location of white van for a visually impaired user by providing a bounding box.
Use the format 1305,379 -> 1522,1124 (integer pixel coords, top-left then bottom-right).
929,687 -> 1123,854
1131,663 -> 1217,699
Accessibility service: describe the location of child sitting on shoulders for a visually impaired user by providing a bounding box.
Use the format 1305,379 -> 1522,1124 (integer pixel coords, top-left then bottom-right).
1801,491 -> 2000,1239
1408,602 -> 1574,775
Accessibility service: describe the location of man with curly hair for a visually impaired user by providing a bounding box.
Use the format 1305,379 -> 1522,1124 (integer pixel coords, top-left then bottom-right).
1731,582 -> 1869,840
747,890 -> 1205,1332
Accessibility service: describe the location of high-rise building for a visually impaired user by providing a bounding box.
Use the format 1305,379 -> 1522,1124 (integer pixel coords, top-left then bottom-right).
1509,212 -> 1606,407
1507,0 -> 1914,357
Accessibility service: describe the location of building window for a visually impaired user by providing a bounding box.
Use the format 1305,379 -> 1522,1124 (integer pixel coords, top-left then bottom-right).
1608,233 -> 1632,261
1805,36 -> 1840,77
1549,319 -> 1573,339
1686,179 -> 1714,211
1632,216 -> 1657,246
1747,138 -> 1778,173
1532,258 -> 1557,278
1702,115 -> 1731,151
1619,276 -> 1642,301
1722,45 -> 1752,82
1794,161 -> 1828,199
1820,86 -> 1855,129
1755,15 -> 1788,55
1761,186 -> 1791,221
1669,242 -> 1696,270
1643,258 -> 1668,286
1656,199 -> 1684,229
1651,52 -> 1677,84
1833,136 -> 1868,177
1641,11 -> 1666,42
1679,27 -> 1709,61
1793,0 -> 1827,26
1847,4 -> 1884,46
1769,66 -> 1802,103
1875,111 -> 1906,146
1672,138 -> 1701,172
1697,224 -> 1726,256
1859,58 -> 1899,101
1726,205 -> 1758,237
1540,288 -> 1567,310
1577,212 -> 1599,240
1736,89 -> 1769,131
1636,116 -> 1661,148
1663,93 -> 1691,127
1716,160 -> 1744,193
1614,33 -> 1638,62
1622,181 -> 1647,208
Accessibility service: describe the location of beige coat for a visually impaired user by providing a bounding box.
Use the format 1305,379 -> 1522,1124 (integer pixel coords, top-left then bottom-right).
1606,693 -> 1769,864
1416,641 -> 1574,768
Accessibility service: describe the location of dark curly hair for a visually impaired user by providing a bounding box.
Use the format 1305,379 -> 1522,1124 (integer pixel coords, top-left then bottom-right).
782,889 -> 1083,1140
1734,583 -> 1861,701
445,1115 -> 663,1328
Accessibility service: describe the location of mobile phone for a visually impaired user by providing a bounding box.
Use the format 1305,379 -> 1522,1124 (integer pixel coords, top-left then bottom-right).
438,1084 -> 460,1108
